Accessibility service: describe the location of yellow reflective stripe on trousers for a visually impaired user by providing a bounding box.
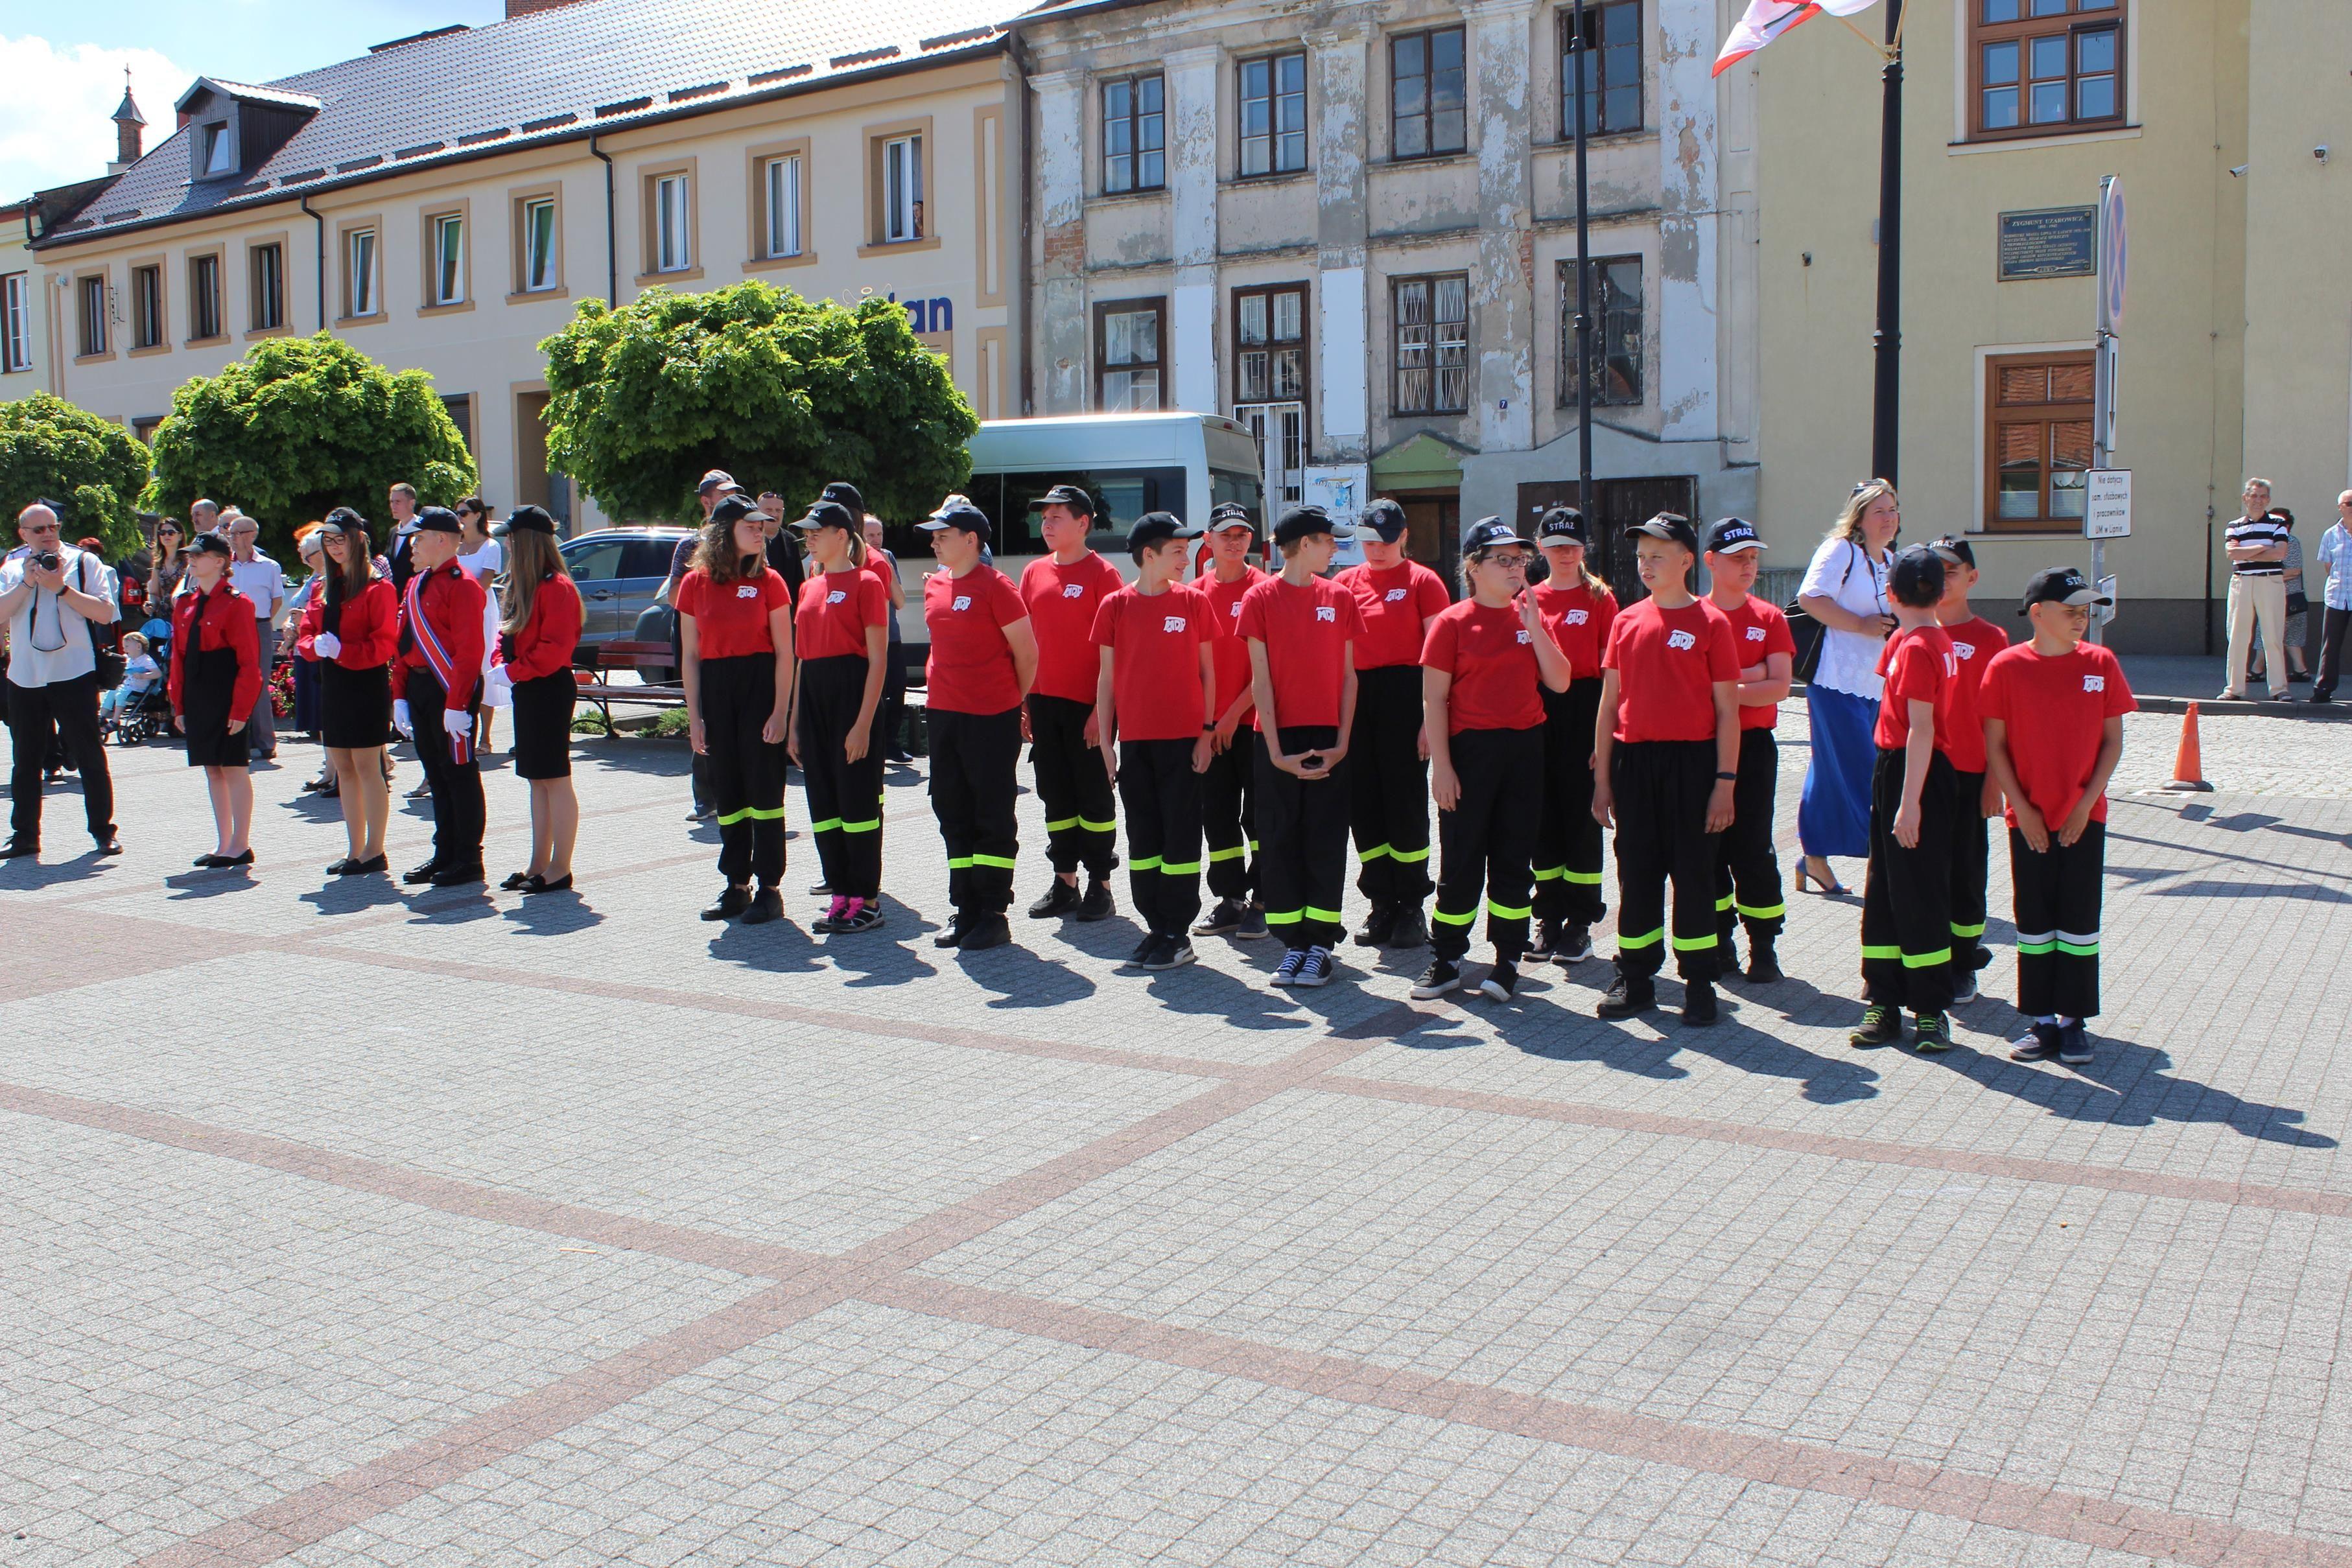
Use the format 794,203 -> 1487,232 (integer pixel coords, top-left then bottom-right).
1158,860 -> 1202,875
1616,926 -> 1666,950
1901,947 -> 1953,968
1131,856 -> 1164,871
1737,901 -> 1787,920
1044,816 -> 1078,832
1485,899 -> 1532,920
1357,844 -> 1392,863
1670,931 -> 1719,951
947,856 -> 975,870
1303,906 -> 1344,923
1431,906 -> 1479,926
1531,865 -> 1566,883
1264,909 -> 1304,925
1949,920 -> 1987,938
1561,869 -> 1603,885
1079,818 -> 1118,833
1713,894 -> 1735,913
1206,845 -> 1247,862
969,854 -> 1018,869
840,817 -> 880,834
1860,943 -> 1900,961
810,817 -> 843,833
716,804 -> 786,826
1391,846 -> 1430,863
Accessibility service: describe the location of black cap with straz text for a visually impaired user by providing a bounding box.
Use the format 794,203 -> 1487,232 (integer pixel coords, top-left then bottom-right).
2018,566 -> 2111,613
1208,502 -> 1258,535
1929,533 -> 1977,568
1461,516 -> 1535,555
819,481 -> 864,515
795,500 -> 856,532
1536,506 -> 1588,545
1625,511 -> 1699,552
1702,517 -> 1763,555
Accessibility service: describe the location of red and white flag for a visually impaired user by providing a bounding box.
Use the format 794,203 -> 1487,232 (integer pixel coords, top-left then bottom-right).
1713,0 -> 1879,76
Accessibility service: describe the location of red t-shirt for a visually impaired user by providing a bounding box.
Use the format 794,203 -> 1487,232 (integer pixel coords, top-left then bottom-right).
1020,552 -> 1125,703
676,567 -> 790,661
795,567 -> 888,662
1200,565 -> 1265,731
1236,574 -> 1367,731
1090,583 -> 1212,741
1714,593 -> 1799,732
1979,641 -> 2135,826
1530,579 -> 1617,681
1938,614 -> 2010,773
1603,597 -> 1740,743
1337,560 -> 1452,670
923,566 -> 1028,714
1422,599 -> 1545,734
1873,625 -> 1957,753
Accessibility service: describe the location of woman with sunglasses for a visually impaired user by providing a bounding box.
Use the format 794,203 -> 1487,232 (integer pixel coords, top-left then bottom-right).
147,519 -> 189,607
297,508 -> 399,873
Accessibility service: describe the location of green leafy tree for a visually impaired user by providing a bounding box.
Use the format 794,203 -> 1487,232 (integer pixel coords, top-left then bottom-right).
145,333 -> 475,562
0,392 -> 151,558
539,283 -> 978,525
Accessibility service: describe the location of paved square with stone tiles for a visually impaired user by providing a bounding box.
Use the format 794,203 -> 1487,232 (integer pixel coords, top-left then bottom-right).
3,696 -> 2347,1567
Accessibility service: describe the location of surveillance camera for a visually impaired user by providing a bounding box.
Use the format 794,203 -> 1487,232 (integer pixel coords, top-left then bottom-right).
2229,163 -> 2249,178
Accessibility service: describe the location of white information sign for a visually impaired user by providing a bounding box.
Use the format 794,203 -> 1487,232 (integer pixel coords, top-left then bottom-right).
2084,469 -> 2132,539
2097,572 -> 2119,627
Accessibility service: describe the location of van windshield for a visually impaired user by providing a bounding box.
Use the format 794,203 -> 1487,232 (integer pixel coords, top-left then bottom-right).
888,466 -> 1189,559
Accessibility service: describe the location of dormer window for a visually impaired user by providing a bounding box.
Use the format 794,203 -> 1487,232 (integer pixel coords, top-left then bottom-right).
200,121 -> 235,176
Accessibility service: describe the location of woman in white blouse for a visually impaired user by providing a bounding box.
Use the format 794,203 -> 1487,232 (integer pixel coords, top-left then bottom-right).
456,497 -> 506,756
1793,480 -> 1899,896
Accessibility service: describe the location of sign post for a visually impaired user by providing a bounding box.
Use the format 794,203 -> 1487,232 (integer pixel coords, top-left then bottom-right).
2088,175 -> 2126,642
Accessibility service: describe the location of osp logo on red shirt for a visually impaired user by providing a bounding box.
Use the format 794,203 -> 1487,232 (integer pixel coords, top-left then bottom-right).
1315,606 -> 1335,622
827,589 -> 847,605
952,594 -> 973,611
1667,629 -> 1697,651
1163,615 -> 1188,633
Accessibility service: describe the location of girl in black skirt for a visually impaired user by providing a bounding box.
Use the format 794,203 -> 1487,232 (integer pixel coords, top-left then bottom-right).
170,533 -> 261,868
787,499 -> 891,933
488,505 -> 584,893
679,495 -> 797,924
298,508 -> 399,874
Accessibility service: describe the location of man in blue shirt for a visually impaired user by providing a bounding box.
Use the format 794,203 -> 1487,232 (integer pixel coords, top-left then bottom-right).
2312,489 -> 2352,704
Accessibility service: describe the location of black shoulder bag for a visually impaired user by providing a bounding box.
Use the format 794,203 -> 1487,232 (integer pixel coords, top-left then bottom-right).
1783,541 -> 1859,686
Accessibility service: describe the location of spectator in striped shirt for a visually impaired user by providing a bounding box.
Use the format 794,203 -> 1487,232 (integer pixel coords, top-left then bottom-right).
2221,478 -> 2291,701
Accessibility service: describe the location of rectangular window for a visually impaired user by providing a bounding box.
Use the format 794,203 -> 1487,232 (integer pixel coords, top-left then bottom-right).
654,174 -> 692,271
131,265 -> 163,349
1557,255 -> 1643,408
882,136 -> 924,242
1392,274 -> 1470,415
78,275 -> 108,357
250,243 -> 283,330
200,121 -> 235,177
1972,0 -> 2123,138
1390,27 -> 1468,159
521,196 -> 558,290
1,273 -> 29,372
347,228 -> 378,317
441,393 -> 474,456
1561,0 -> 1643,137
1986,351 -> 2095,530
1096,299 -> 1165,412
762,156 -> 803,259
1101,74 -> 1166,194
1238,53 -> 1308,177
189,254 -> 221,340
1232,283 -> 1309,404
429,213 -> 465,306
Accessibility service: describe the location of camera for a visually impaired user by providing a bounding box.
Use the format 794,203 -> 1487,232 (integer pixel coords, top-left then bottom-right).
27,550 -> 60,572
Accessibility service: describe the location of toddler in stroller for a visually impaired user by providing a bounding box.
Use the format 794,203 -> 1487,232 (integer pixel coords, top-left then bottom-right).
104,626 -> 168,745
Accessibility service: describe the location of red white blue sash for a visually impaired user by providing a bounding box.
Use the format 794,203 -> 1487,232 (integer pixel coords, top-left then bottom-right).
406,567 -> 473,765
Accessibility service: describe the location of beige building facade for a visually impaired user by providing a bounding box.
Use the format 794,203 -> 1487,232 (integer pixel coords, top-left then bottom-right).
1017,0 -> 1764,577
1747,0 -> 2349,653
12,0 -> 1021,534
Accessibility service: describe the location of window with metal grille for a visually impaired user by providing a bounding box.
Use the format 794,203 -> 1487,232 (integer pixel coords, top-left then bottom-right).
1557,256 -> 1643,408
1392,274 -> 1469,415
1102,75 -> 1165,194
1390,27 -> 1467,159
1238,53 -> 1307,177
1971,0 -> 2122,139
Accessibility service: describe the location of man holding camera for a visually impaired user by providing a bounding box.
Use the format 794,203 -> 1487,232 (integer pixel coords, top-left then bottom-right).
2,504 -> 122,858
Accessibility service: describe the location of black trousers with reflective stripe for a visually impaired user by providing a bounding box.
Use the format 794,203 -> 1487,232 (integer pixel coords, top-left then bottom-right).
1713,726 -> 1785,943
1254,724 -> 1348,950
1118,737 -> 1205,937
1201,730 -> 1260,900
1949,768 -> 1991,968
2012,820 -> 2104,1019
1350,664 -> 1432,907
930,705 -> 1022,917
1432,725 -> 1542,962
796,655 -> 883,900
1028,692 -> 1116,878
1610,740 -> 1723,983
1861,745 -> 1956,1015
700,653 -> 785,889
1533,678 -> 1606,926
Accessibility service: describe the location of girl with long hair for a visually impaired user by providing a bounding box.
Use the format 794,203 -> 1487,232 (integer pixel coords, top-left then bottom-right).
170,533 -> 262,868
1526,506 -> 1618,965
786,499 -> 891,932
298,507 -> 399,873
488,506 -> 584,893
679,495 -> 797,922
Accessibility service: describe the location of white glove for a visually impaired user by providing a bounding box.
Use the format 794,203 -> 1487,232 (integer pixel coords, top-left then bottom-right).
443,707 -> 471,738
312,631 -> 342,659
484,666 -> 515,709
392,699 -> 413,738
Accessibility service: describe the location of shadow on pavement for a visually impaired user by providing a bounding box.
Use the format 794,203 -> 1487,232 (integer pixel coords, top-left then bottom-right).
500,892 -> 604,936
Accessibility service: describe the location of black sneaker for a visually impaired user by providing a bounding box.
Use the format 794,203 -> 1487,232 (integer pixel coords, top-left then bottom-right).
1411,959 -> 1461,1000
1027,879 -> 1079,919
1479,961 -> 1519,1003
1950,968 -> 1979,1005
1528,921 -> 1562,961
1743,942 -> 1784,984
1682,980 -> 1719,1027
1237,904 -> 1271,941
1554,923 -> 1593,965
1596,973 -> 1656,1018
957,913 -> 1013,951
700,885 -> 751,921
1848,1005 -> 1903,1048
1352,902 -> 1398,948
1295,946 -> 1336,987
1123,933 -> 1160,968
833,900 -> 886,935
1385,906 -> 1428,949
742,887 -> 784,926
2009,1022 -> 2064,1062
2057,1020 -> 2095,1065
1912,1012 -> 1951,1053
1194,898 -> 1245,936
1075,878 -> 1116,922
1144,937 -> 1197,972
932,914 -> 969,949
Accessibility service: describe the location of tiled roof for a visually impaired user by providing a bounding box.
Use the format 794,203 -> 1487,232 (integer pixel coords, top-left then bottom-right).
176,78 -> 326,113
37,0 -> 1011,248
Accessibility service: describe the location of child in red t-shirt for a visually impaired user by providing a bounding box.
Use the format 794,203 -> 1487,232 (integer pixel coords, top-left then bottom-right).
1981,567 -> 2133,1066
788,498 -> 891,934
1527,506 -> 1617,965
1092,511 -> 1216,969
1702,517 -> 1796,981
1192,503 -> 1269,940
1928,535 -> 2010,999
1592,513 -> 1742,1026
677,496 -> 796,925
1852,544 -> 1961,1051
1020,482 -> 1125,922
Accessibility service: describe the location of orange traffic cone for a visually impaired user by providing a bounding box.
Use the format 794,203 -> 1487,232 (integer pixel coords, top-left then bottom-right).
2161,701 -> 2213,791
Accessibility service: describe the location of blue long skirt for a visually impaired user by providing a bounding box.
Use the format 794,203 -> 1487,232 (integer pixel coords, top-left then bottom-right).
1798,683 -> 1877,860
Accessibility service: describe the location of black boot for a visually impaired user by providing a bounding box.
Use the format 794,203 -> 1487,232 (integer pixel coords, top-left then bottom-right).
1743,935 -> 1784,984
1385,904 -> 1428,949
1027,878 -> 1079,919
1597,971 -> 1656,1018
1075,878 -> 1116,922
1352,901 -> 1398,948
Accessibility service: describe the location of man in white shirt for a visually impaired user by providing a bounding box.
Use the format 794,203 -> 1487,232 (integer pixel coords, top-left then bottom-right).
1,504 -> 121,857
386,482 -> 422,593
226,513 -> 286,760
189,497 -> 221,540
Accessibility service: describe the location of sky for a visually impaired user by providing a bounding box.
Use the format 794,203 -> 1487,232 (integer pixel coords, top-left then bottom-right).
3,1 -> 503,198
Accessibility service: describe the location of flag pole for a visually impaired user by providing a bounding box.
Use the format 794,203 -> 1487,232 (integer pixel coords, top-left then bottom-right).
1870,0 -> 1905,484
1571,0 -> 1595,527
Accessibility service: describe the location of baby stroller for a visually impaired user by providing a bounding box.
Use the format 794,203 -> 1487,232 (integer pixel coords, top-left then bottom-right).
104,616 -> 173,747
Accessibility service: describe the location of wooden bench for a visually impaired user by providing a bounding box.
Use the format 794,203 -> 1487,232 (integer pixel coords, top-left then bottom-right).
574,640 -> 687,732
